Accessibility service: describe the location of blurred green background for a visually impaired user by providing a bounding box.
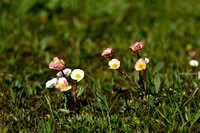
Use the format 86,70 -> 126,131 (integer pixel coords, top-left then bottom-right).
1,0 -> 200,132
1,0 -> 200,75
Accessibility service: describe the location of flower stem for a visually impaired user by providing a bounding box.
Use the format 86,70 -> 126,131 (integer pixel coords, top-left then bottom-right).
117,69 -> 124,76
61,70 -> 77,105
137,53 -> 140,59
143,70 -> 147,87
182,87 -> 199,107
73,82 -> 78,105
120,66 -> 138,88
61,70 -> 66,79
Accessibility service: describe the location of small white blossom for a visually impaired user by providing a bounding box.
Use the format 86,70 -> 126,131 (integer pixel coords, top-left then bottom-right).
57,68 -> 72,78
189,60 -> 199,67
108,58 -> 120,69
135,58 -> 146,71
70,69 -> 85,82
46,78 -> 58,88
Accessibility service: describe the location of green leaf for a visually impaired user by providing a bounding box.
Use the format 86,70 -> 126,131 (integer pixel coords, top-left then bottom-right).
9,87 -> 15,103
153,62 -> 164,74
26,84 -> 33,96
192,108 -> 200,124
33,81 -> 42,89
92,102 -> 107,111
134,71 -> 140,82
18,0 -> 37,13
149,121 -> 158,133
154,73 -> 161,93
144,124 -> 149,133
77,84 -> 85,97
59,109 -> 70,114
45,52 -> 51,65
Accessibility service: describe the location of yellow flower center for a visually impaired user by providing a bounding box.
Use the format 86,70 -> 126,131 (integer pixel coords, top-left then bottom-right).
137,63 -> 145,70
55,61 -> 63,65
112,63 -> 119,68
59,83 -> 66,88
59,83 -> 69,90
75,74 -> 81,79
132,46 -> 140,51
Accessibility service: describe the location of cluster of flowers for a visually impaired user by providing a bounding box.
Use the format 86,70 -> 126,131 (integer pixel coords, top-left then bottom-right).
101,42 -> 149,88
46,57 -> 84,91
102,42 -> 149,71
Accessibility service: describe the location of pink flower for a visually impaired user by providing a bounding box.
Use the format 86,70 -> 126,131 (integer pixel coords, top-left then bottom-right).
49,57 -> 65,70
188,51 -> 196,57
55,77 -> 72,92
101,48 -> 113,58
129,42 -> 143,53
198,71 -> 200,80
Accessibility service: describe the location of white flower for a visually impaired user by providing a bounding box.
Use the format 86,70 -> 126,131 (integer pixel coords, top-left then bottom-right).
46,78 -> 58,88
55,77 -> 72,91
57,68 -> 72,78
70,69 -> 84,82
144,58 -> 149,64
108,58 -> 120,69
189,60 -> 199,67
135,58 -> 146,71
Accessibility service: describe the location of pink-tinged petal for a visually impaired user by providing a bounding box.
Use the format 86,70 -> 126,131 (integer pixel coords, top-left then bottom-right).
134,58 -> 146,71
101,48 -> 113,58
188,51 -> 196,57
61,59 -> 65,65
60,86 -> 72,92
198,71 -> 200,80
55,77 -> 71,91
63,79 -> 68,85
49,64 -> 65,70
129,42 -> 143,53
49,57 -> 65,70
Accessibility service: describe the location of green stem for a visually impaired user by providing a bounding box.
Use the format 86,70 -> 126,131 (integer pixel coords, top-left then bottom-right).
137,53 -> 140,59
73,82 -> 78,105
182,87 -> 199,107
61,70 -> 66,79
120,66 -> 138,88
117,68 -> 124,76
61,70 -> 77,106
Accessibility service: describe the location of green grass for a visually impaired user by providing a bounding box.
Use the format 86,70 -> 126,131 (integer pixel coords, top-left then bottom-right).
0,0 -> 200,132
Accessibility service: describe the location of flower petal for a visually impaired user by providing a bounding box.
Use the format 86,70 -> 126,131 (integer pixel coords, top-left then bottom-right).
135,58 -> 146,71
129,42 -> 143,53
70,69 -> 85,82
49,57 -> 65,70
55,77 -> 71,91
108,58 -> 120,69
189,60 -> 199,67
101,48 -> 113,58
46,78 -> 58,88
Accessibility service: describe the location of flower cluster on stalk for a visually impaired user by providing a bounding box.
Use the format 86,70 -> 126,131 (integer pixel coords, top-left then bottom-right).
102,42 -> 149,71
101,42 -> 149,88
46,57 -> 84,92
